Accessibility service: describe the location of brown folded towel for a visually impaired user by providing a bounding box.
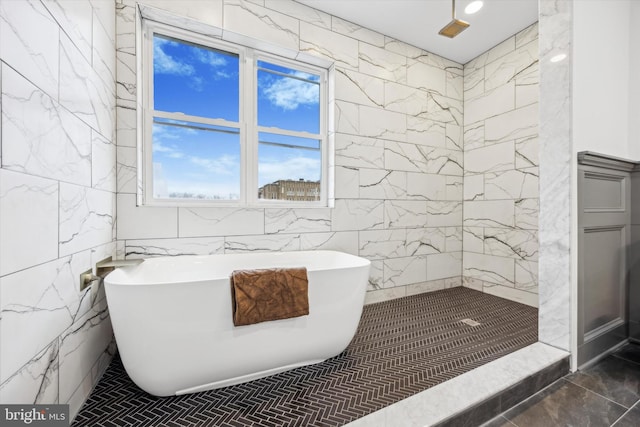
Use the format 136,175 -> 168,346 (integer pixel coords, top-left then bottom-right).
230,267 -> 309,327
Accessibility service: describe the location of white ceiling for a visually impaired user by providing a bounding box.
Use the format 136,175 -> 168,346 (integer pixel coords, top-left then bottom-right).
296,0 -> 539,64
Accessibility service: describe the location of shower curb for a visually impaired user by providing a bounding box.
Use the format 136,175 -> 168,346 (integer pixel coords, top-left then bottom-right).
434,356 -> 570,426
345,342 -> 570,427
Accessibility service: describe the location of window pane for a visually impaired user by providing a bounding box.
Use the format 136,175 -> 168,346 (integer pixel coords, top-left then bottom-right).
152,119 -> 240,200
257,60 -> 320,134
153,34 -> 239,121
258,132 -> 321,201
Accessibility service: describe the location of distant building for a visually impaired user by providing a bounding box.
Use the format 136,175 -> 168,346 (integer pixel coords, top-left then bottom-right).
259,179 -> 321,201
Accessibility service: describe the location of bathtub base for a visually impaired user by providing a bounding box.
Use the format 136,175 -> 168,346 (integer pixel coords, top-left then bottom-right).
105,250 -> 371,397
176,358 -> 327,395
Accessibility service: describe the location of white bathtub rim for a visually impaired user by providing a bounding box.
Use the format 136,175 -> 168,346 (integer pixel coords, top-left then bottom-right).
105,250 -> 370,287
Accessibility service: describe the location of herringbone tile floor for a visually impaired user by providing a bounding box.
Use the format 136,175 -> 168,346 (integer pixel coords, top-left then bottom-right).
73,287 -> 538,427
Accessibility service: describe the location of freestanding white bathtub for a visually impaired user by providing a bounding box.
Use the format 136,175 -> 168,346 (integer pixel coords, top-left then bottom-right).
104,250 -> 371,396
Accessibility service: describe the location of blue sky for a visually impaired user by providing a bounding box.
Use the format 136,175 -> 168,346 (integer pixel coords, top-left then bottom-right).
152,35 -> 321,200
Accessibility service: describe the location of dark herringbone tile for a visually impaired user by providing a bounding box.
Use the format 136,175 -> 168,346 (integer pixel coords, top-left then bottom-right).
73,287 -> 537,427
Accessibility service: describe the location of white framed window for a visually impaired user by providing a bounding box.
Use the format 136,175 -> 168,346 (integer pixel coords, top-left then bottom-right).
141,20 -> 329,207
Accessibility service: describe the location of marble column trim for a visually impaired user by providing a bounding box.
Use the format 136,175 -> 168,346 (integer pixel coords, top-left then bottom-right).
538,0 -> 573,352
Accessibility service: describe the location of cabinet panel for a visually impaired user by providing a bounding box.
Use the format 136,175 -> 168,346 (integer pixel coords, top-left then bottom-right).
583,172 -> 624,211
583,227 -> 625,337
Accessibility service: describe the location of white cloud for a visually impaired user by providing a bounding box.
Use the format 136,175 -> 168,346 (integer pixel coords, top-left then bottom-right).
259,155 -> 320,186
261,72 -> 319,110
191,48 -> 228,68
154,37 -> 235,89
214,70 -> 232,79
189,76 -> 205,92
152,124 -> 189,159
152,141 -> 185,159
154,38 -> 195,76
189,154 -> 238,176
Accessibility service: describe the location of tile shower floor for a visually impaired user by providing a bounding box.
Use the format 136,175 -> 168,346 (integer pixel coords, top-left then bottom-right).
73,287 -> 538,427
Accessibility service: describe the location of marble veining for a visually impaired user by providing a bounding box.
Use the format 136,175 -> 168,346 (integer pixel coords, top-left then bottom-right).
330,199 -> 384,231
336,68 -> 384,108
58,298 -> 112,403
0,252 -> 105,383
335,100 -> 360,134
484,168 -> 539,200
60,34 -> 115,140
224,0 -> 299,51
516,260 -> 539,291
1,64 -> 92,186
91,131 -> 116,192
359,42 -> 407,83
0,0 -> 117,416
115,48 -> 136,109
116,146 -> 136,193
42,0 -> 93,63
425,201 -> 463,227
462,22 -> 540,302
125,237 -> 225,258
0,340 -> 59,405
407,60 -> 446,96
407,228 -> 447,256
300,21 -> 359,69
265,0 -> 331,30
332,16 -> 384,47
299,231 -> 359,254
0,169 -> 59,276
359,105 -> 406,141
179,207 -> 265,237
424,92 -> 463,125
59,184 -> 114,256
484,228 -> 539,261
383,256 -> 427,287
385,201 -> 428,229
0,0 -> 60,100
538,0 -> 573,351
359,229 -> 408,260
265,208 -> 331,234
224,233 -> 301,253
516,136 -> 539,169
335,134 -> 384,168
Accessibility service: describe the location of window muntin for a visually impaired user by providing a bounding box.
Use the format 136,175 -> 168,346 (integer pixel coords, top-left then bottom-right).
143,21 -> 327,207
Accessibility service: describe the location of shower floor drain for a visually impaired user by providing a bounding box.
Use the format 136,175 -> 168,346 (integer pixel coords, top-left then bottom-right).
460,318 -> 481,327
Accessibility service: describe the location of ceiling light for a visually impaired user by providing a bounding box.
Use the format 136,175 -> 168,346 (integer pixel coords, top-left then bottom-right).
550,53 -> 567,63
439,0 -> 470,38
465,1 -> 483,14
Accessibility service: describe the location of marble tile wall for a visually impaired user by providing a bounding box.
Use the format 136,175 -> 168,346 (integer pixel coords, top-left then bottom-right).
115,0 -> 465,302
0,0 -> 117,419
462,23 -> 540,307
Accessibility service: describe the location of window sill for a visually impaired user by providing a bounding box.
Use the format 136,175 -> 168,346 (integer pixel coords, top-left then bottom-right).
140,199 -> 333,209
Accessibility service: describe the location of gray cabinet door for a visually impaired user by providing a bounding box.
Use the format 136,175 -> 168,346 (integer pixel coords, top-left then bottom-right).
577,164 -> 630,367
